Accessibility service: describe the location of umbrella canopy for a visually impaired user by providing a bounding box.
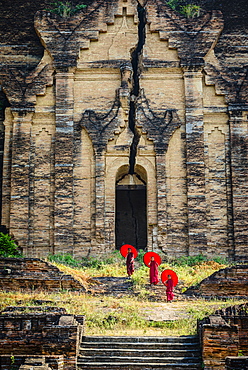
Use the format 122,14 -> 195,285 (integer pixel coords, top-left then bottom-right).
143,251 -> 162,267
161,269 -> 178,287
120,244 -> 138,258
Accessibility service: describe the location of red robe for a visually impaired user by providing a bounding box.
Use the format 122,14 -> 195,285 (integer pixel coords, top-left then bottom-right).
126,251 -> 134,276
148,260 -> 159,285
165,278 -> 174,301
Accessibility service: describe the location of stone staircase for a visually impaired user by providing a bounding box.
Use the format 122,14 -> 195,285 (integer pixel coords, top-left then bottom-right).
88,276 -> 185,302
77,335 -> 203,369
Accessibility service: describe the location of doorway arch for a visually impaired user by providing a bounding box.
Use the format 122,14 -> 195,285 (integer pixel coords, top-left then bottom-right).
115,166 -> 147,250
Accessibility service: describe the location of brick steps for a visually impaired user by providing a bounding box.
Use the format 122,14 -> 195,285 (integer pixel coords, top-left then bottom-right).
77,335 -> 202,370
77,363 -> 202,369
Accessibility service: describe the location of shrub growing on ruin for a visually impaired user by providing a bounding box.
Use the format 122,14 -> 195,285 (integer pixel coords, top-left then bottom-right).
166,0 -> 201,18
180,4 -> 201,18
0,233 -> 22,257
46,1 -> 86,17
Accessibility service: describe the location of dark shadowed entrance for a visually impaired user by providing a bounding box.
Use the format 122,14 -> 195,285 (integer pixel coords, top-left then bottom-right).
115,174 -> 147,250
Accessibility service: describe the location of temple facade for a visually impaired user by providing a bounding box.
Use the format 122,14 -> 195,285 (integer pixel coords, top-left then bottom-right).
0,0 -> 247,260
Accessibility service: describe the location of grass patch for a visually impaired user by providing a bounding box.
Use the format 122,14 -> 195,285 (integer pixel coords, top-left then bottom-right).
47,252 -> 229,293
0,291 -> 245,337
0,252 -> 242,337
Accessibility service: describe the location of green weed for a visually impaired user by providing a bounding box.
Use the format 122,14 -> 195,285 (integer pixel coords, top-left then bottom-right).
165,0 -> 201,19
48,253 -> 81,267
46,1 -> 86,17
180,4 -> 201,18
0,233 -> 22,258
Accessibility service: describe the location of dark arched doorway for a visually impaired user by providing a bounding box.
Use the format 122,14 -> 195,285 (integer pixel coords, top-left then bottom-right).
115,171 -> 147,250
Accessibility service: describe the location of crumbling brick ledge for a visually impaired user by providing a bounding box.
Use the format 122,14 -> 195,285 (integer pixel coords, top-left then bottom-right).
184,265 -> 248,299
198,303 -> 248,370
0,306 -> 84,370
0,257 -> 85,292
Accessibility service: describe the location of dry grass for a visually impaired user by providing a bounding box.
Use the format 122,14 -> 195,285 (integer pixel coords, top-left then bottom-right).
51,263 -> 100,291
0,255 -> 243,337
0,289 -> 245,337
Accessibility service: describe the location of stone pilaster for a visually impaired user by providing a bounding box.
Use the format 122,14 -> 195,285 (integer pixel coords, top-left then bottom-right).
54,69 -> 75,254
155,146 -> 168,251
94,148 -> 106,249
1,108 -> 12,230
9,109 -> 34,254
228,105 -> 248,261
183,63 -> 207,255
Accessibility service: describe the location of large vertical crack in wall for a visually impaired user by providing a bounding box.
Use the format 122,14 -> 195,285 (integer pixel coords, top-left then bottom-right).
128,1 -> 146,175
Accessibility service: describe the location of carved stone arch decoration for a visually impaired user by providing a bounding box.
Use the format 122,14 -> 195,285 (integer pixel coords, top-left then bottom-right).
204,63 -> 248,104
78,94 -> 121,154
136,89 -> 182,152
116,164 -> 147,186
0,63 -> 53,110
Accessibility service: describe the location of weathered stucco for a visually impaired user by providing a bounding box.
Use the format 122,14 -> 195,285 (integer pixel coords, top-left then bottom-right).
0,0 -> 247,260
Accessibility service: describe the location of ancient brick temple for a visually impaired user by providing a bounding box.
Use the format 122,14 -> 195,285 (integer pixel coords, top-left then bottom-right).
0,0 -> 247,259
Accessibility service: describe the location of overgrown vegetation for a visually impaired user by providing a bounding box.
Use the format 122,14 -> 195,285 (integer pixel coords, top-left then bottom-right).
47,251 -> 229,293
1,250 -> 242,336
166,0 -> 201,18
0,233 -> 22,258
46,1 -> 86,17
0,290 -> 244,337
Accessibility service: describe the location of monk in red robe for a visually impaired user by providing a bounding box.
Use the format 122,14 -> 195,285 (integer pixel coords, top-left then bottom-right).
165,274 -> 174,302
148,256 -> 159,285
126,248 -> 134,276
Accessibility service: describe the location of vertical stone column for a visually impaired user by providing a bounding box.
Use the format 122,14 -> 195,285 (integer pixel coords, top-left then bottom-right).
54,68 -> 75,254
94,148 -> 106,250
155,146 -> 168,251
183,63 -> 207,255
228,105 -> 248,261
1,108 -> 12,229
9,109 -> 34,254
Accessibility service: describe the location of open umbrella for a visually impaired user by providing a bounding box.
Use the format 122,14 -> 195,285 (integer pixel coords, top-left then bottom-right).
143,251 -> 162,266
120,244 -> 138,258
161,269 -> 178,287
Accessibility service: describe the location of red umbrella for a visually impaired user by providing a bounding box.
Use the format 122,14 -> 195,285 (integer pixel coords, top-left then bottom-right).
143,251 -> 162,267
161,269 -> 178,287
120,244 -> 138,258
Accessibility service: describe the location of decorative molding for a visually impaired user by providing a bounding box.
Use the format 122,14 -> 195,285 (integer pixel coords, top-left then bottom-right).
136,89 -> 182,152
146,0 -> 224,66
0,62 -> 53,110
204,62 -> 248,104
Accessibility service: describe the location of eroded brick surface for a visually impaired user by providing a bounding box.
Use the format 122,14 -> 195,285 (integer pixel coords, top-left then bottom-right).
184,265 -> 248,298
198,303 -> 248,370
0,258 -> 86,292
0,308 -> 84,370
0,0 -> 247,260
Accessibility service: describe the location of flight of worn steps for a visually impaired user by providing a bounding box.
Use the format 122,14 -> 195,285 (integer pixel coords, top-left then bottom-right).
77,335 -> 203,369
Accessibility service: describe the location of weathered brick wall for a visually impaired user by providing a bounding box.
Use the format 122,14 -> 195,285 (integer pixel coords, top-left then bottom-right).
225,356 -> 248,370
198,303 -> 248,370
0,356 -> 64,370
184,265 -> 248,298
0,307 -> 84,370
0,0 -> 247,260
0,258 -> 85,292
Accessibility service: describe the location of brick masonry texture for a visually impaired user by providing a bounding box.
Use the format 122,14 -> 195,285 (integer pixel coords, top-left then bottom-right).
0,307 -> 84,370
198,303 -> 248,370
0,0 -> 247,260
0,257 -> 86,292
184,265 -> 248,298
